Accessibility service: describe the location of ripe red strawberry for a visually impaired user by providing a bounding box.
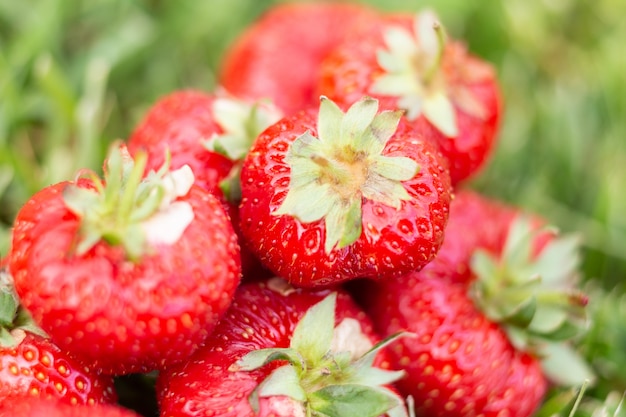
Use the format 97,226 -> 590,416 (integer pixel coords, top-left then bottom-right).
0,397 -> 141,417
127,90 -> 282,277
157,278 -> 408,417
239,96 -> 452,287
0,332 -> 118,407
318,10 -> 503,185
355,192 -> 593,417
218,2 -> 379,116
7,144 -> 242,375
0,272 -> 116,406
127,89 -> 282,204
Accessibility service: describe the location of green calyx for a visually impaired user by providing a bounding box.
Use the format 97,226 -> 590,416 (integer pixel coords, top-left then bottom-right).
0,269 -> 47,347
371,10 -> 488,137
230,293 -> 410,417
273,96 -> 419,254
204,95 -> 283,202
469,215 -> 594,386
63,142 -> 195,261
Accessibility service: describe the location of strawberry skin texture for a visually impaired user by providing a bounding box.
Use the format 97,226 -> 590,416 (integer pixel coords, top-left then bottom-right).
239,110 -> 452,287
365,274 -> 547,417
157,280 -> 389,417
0,397 -> 141,417
420,189 -> 551,284
419,189 -> 518,284
317,15 -> 502,186
8,181 -> 241,375
0,332 -> 116,406
127,90 -> 233,199
219,2 -> 378,115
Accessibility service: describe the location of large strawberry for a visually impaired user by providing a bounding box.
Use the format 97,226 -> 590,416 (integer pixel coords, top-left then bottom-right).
318,10 -> 502,185
0,397 -> 141,417
218,2 -> 379,116
157,278 -> 408,417
239,96 -> 452,287
0,271 -> 116,406
7,144 -> 242,375
356,192 -> 593,417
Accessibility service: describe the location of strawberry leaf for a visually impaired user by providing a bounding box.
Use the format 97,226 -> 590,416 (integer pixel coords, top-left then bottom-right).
308,384 -> 407,417
540,343 -> 596,387
231,348 -> 303,373
249,364 -> 307,413
0,270 -> 18,328
291,292 -> 336,364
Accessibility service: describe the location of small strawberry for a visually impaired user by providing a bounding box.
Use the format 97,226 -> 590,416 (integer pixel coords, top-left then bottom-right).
218,2 -> 379,115
0,397 -> 141,417
7,144 -> 242,375
357,193 -> 593,417
157,278 -> 408,417
0,271 -> 116,406
318,10 -> 502,185
239,96 -> 452,287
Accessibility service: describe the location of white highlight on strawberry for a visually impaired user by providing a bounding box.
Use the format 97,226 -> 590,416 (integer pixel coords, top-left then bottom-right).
142,165 -> 195,245
331,317 -> 374,361
268,396 -> 307,417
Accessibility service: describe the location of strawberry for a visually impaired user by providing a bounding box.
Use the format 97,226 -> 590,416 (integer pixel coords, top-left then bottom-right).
127,89 -> 282,277
0,397 -> 141,417
355,192 -> 593,417
239,96 -> 452,287
157,278 -> 409,417
0,271 -> 116,406
218,2 -> 379,116
7,144 -> 242,375
317,10 -> 503,185
127,89 -> 282,204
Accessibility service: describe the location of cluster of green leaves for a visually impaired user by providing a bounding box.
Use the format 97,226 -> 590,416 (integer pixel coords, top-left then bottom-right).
1,0 -> 624,412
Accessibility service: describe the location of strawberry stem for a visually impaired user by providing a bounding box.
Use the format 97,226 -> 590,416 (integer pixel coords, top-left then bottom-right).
422,21 -> 446,85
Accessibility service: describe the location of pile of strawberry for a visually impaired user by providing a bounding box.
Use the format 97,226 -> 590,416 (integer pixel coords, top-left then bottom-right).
0,2 -> 597,417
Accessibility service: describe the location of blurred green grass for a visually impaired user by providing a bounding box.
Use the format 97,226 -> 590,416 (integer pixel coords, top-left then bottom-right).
0,0 -> 624,290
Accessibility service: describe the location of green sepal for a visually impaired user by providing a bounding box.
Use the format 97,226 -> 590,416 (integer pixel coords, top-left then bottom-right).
0,328 -> 15,347
502,296 -> 537,329
273,96 -> 418,253
248,364 -> 307,414
540,342 -> 596,387
291,292 -> 336,363
469,215 -> 590,381
218,163 -> 242,203
308,384 -> 406,417
63,143 -> 194,261
532,383 -> 588,417
0,271 -> 18,328
205,97 -> 282,161
0,270 -> 48,347
205,96 -> 282,204
231,348 -> 303,373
